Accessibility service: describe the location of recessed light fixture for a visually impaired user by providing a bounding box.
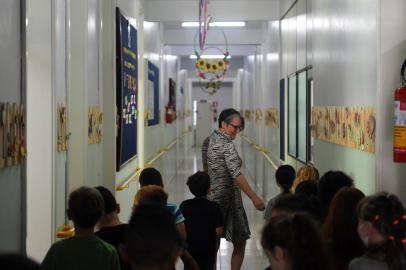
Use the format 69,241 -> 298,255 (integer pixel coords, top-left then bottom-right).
182,21 -> 246,28
190,55 -> 231,59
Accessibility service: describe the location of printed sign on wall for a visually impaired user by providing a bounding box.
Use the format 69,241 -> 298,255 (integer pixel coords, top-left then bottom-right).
147,61 -> 160,126
116,8 -> 138,171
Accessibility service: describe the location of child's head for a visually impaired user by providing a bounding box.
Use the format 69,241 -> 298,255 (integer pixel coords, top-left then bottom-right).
134,185 -> 168,206
318,170 -> 353,217
139,167 -> 164,187
275,165 -> 296,193
271,194 -> 316,218
95,186 -> 119,214
356,193 -> 405,269
292,165 -> 319,190
125,203 -> 183,269
357,192 -> 405,247
261,214 -> 331,270
67,186 -> 104,229
187,171 -> 210,197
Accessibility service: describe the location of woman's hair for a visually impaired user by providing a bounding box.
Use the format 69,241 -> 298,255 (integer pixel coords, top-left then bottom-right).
322,187 -> 365,269
292,165 -> 319,191
261,214 -> 333,270
357,192 -> 405,270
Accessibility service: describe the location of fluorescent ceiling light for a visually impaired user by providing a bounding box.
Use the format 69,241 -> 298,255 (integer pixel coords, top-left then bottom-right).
210,21 -> 246,27
190,55 -> 231,59
182,21 -> 246,28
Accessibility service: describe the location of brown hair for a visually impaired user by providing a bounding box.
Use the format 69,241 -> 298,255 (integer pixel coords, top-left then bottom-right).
134,185 -> 168,206
322,187 -> 365,269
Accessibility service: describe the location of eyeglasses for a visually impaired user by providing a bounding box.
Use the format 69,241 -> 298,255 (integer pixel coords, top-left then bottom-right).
228,123 -> 242,131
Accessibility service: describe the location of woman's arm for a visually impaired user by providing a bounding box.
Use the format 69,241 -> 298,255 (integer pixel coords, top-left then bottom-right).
235,174 -> 265,211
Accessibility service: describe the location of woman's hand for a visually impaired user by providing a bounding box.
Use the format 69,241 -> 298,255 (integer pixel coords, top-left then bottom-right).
252,195 -> 265,211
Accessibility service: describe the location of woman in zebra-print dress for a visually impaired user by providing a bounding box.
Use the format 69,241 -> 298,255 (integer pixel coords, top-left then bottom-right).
203,108 -> 265,270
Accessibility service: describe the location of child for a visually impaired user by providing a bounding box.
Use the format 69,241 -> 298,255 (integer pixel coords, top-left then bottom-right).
261,214 -> 333,270
139,167 -> 199,270
95,186 -> 130,270
180,171 -> 224,270
133,185 -> 168,206
349,192 -> 406,270
124,203 -> 183,270
41,186 -> 120,270
264,165 -> 296,222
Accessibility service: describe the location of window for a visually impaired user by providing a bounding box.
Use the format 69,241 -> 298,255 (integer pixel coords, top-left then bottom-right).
288,75 -> 297,157
287,68 -> 312,163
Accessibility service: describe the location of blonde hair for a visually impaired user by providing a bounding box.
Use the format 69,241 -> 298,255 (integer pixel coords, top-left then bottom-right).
292,165 -> 319,191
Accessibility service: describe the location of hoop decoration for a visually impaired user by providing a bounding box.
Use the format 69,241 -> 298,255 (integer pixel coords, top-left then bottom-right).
195,49 -> 230,81
198,80 -> 221,96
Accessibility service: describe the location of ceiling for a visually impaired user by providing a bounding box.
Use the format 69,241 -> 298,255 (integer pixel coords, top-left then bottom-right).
145,0 -> 280,57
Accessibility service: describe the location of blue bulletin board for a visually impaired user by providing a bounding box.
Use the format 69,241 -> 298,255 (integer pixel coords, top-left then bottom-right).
116,8 -> 137,171
147,61 -> 160,126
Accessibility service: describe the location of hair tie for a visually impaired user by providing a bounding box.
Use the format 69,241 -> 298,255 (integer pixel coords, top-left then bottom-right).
388,235 -> 395,241
393,219 -> 399,225
374,214 -> 380,221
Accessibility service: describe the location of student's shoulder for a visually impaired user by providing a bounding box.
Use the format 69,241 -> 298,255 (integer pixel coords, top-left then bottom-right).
95,236 -> 118,253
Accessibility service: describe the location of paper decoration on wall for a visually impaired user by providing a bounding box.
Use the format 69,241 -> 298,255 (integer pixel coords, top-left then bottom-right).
88,107 -> 102,145
244,110 -> 254,121
57,104 -> 69,152
147,61 -> 160,126
265,108 -> 279,128
311,106 -> 376,153
255,109 -> 263,124
0,103 -> 26,168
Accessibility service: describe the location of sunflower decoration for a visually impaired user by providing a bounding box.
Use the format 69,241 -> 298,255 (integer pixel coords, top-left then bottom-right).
193,25 -> 230,95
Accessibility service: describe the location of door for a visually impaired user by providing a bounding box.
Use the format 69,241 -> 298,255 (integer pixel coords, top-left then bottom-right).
195,101 -> 213,147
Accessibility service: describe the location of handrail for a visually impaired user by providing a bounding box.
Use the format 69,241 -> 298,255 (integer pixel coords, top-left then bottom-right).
116,128 -> 192,191
240,134 -> 278,170
116,167 -> 142,191
56,224 -> 75,238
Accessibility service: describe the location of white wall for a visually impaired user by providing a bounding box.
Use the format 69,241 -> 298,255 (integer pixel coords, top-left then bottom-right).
0,0 -> 24,253
26,0 -> 54,261
312,0 -> 378,195
376,0 -> 406,204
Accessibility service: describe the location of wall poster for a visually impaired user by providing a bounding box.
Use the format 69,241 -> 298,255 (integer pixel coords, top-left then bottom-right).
311,106 -> 376,153
147,61 -> 160,126
116,8 -> 138,171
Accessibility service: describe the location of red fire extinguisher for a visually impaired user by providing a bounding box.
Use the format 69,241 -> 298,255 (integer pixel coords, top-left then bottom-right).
394,59 -> 406,162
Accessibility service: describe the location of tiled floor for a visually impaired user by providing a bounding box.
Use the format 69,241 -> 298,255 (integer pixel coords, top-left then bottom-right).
166,147 -> 269,270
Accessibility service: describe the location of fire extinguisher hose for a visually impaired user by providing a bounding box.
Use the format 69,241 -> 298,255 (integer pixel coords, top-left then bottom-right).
401,58 -> 406,86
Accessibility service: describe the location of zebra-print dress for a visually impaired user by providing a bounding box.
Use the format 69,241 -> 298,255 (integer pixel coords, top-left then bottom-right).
204,130 -> 250,244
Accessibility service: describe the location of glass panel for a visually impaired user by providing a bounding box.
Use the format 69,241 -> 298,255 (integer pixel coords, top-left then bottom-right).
298,71 -> 307,161
288,76 -> 297,156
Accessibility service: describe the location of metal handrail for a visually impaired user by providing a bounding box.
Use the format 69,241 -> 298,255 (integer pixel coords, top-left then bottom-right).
116,168 -> 142,191
240,134 -> 278,170
116,128 -> 192,191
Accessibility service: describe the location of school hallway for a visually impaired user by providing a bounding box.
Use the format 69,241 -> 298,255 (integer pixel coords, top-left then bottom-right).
167,147 -> 269,270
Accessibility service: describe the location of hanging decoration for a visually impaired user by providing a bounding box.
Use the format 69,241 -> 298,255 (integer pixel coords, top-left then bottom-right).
194,0 -> 230,95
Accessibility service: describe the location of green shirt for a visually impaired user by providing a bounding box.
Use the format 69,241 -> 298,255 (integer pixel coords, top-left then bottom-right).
41,235 -> 121,270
